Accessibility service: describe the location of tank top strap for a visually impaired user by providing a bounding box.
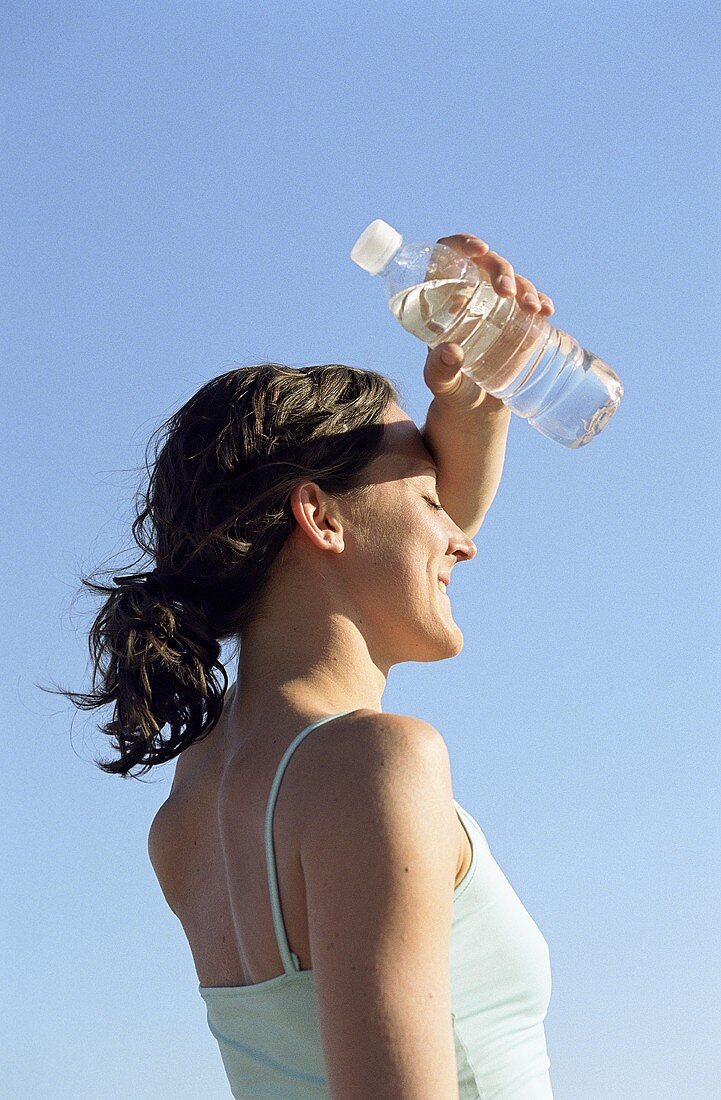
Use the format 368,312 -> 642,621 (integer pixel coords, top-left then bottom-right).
264,709 -> 359,974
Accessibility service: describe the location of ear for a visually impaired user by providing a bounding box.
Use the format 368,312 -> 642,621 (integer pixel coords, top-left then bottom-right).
289,481 -> 345,553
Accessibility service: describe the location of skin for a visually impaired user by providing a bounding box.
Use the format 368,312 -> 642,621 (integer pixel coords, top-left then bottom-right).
223,232 -> 554,747
423,232 -> 555,416
224,402 -> 478,744
154,230 -> 555,994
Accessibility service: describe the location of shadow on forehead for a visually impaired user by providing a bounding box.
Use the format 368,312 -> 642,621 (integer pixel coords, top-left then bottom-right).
371,415 -> 439,482
294,405 -> 437,491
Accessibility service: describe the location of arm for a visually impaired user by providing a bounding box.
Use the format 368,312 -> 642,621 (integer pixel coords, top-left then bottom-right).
418,232 -> 555,538
301,715 -> 462,1100
421,387 -> 511,539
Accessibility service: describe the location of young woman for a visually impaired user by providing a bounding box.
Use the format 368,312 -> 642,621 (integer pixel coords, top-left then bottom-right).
63,235 -> 556,1098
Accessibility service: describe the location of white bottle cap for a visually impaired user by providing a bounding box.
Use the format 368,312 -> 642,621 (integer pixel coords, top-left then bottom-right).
350,219 -> 403,275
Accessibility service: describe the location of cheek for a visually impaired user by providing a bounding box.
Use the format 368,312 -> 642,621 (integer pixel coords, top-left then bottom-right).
353,496 -> 434,595
359,538 -> 414,599
380,539 -> 432,600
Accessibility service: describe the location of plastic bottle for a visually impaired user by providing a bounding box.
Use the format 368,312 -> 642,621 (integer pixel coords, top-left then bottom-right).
350,219 -> 623,449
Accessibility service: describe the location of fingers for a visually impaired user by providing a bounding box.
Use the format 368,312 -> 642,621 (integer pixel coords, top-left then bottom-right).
514,274 -> 541,311
436,233 -> 555,315
437,234 -> 516,296
514,274 -> 555,316
437,233 -> 491,255
436,342 -> 464,367
429,233 -> 488,283
482,251 -> 517,298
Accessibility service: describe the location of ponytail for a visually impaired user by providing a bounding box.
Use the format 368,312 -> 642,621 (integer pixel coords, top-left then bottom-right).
59,570 -> 228,778
44,361 -> 400,778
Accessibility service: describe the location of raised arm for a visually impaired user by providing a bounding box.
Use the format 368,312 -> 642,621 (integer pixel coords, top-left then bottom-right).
419,233 -> 555,537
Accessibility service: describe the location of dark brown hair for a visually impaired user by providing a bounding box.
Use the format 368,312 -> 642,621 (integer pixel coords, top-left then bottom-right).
49,362 -> 400,779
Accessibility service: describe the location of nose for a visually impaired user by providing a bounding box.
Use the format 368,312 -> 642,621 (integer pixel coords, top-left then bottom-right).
449,524 -> 477,563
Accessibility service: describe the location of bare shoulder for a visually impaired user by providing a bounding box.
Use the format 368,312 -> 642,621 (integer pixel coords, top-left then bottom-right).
297,708 -> 456,865
299,707 -> 449,767
292,709 -> 451,817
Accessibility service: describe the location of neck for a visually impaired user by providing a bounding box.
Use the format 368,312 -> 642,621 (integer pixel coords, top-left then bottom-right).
230,610 -> 387,730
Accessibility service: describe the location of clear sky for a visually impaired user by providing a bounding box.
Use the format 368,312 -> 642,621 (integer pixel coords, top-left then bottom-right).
2,2 -> 719,1097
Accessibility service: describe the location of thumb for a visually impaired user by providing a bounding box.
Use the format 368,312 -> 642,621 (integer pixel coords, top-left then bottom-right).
423,342 -> 465,393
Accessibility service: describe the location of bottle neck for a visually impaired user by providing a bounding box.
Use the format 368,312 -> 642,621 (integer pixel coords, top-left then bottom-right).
376,238 -> 481,303
375,239 -> 433,299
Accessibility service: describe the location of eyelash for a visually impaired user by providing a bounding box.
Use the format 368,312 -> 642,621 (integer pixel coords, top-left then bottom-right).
424,495 -> 444,512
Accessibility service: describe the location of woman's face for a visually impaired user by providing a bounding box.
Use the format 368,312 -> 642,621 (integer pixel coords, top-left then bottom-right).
341,402 -> 478,668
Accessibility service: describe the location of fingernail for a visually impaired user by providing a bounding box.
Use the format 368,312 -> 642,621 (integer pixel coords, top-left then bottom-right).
441,346 -> 458,365
499,276 -> 516,293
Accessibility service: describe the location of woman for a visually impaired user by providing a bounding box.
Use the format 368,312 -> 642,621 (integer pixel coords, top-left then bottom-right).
62,234 -> 556,1098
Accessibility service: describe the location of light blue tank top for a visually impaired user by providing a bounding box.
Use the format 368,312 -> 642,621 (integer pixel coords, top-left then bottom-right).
199,711 -> 554,1098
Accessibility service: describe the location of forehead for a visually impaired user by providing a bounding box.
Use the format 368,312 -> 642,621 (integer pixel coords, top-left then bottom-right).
379,404 -> 438,478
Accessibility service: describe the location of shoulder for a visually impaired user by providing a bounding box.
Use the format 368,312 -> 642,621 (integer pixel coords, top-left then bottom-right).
296,709 -> 455,857
293,709 -> 450,801
304,707 -> 448,758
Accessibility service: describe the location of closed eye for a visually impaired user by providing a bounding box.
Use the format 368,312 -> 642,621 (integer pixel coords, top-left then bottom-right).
424,495 -> 444,512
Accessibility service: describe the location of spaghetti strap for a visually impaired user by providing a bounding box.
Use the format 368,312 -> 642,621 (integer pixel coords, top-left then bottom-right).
264,709 -> 359,973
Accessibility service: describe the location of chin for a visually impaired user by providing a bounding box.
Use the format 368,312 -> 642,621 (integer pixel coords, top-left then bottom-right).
445,631 -> 464,658
442,616 -> 466,658
386,604 -> 465,665
412,624 -> 465,663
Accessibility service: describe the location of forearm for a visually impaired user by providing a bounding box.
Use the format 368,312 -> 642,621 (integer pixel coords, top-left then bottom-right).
420,399 -> 512,538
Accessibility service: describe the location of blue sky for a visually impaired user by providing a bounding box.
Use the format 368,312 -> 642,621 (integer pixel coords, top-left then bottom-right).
2,2 -> 720,1096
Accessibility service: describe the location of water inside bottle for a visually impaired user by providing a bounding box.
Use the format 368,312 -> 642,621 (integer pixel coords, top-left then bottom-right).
389,276 -> 551,394
387,275 -> 623,448
390,277 -> 499,348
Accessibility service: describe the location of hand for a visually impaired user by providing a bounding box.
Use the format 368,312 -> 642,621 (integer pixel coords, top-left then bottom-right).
423,233 -> 555,414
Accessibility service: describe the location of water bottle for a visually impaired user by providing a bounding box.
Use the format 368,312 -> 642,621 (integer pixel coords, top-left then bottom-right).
350,219 -> 623,449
